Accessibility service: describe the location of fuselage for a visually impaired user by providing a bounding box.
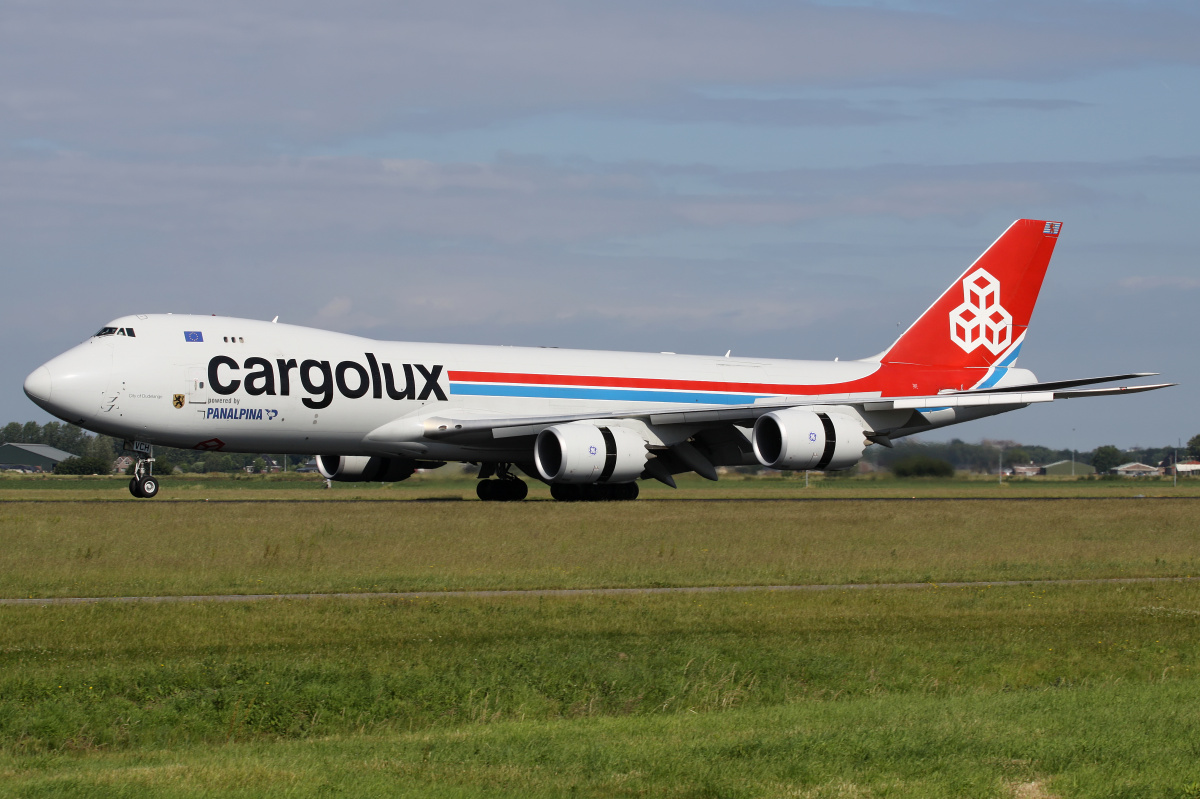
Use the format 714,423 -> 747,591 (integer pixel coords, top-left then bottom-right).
23,312 -> 1036,461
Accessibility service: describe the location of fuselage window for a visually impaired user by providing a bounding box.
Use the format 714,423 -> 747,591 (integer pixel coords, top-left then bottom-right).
94,327 -> 118,337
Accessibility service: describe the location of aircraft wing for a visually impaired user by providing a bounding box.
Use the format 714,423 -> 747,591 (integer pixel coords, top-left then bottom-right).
380,376 -> 1173,446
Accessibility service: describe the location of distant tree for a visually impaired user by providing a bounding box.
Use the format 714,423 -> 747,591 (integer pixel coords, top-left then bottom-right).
0,422 -> 21,444
54,456 -> 114,475
1189,434 -> 1200,460
58,425 -> 89,455
892,455 -> 955,478
20,422 -> 40,443
84,434 -> 118,462
1091,445 -> 1123,475
40,421 -> 61,447
202,452 -> 237,473
1006,447 -> 1031,466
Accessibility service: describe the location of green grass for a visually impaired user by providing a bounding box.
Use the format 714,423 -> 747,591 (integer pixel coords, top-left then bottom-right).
2,583 -> 1199,796
1,499 -> 1198,598
3,494 -> 1200,796
5,685 -> 1200,798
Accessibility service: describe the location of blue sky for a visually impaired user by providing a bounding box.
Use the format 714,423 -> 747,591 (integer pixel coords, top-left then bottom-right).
3,0 -> 1196,450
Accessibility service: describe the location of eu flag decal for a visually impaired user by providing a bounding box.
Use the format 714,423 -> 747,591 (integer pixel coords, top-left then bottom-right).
184,331 -> 204,343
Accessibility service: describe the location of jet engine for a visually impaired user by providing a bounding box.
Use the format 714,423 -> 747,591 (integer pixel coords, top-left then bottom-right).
316,455 -> 419,483
534,423 -> 648,484
752,409 -> 866,471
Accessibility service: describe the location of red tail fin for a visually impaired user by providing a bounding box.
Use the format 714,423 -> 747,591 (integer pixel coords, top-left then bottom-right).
879,219 -> 1061,368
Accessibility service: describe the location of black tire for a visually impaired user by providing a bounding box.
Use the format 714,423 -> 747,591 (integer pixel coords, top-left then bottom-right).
139,477 -> 159,499
615,482 -> 639,501
594,484 -> 612,502
550,483 -> 582,502
129,477 -> 144,498
504,480 -> 529,501
476,480 -> 495,501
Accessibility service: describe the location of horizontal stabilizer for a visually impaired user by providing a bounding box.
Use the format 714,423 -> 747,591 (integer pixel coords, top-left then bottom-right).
1053,383 -> 1175,399
947,373 -> 1159,395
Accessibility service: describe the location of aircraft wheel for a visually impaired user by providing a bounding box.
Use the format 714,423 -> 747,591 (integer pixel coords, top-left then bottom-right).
129,477 -> 144,498
479,480 -> 530,502
550,483 -> 582,502
138,477 -> 159,499
614,482 -> 639,501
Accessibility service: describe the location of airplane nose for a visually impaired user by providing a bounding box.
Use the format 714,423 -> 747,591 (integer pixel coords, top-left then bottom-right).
24,366 -> 53,404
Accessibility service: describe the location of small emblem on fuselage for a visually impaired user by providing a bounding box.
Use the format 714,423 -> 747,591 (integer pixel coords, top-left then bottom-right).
172,394 -> 185,409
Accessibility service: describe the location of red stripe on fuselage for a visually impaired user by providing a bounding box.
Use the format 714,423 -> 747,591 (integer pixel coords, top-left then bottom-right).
447,366 -> 987,398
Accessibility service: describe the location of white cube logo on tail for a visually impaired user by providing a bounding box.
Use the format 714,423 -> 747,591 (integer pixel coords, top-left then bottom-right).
949,268 -> 1012,355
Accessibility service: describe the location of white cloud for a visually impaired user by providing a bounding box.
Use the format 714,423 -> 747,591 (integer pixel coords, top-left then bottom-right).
316,296 -> 353,320
3,1 -> 1198,149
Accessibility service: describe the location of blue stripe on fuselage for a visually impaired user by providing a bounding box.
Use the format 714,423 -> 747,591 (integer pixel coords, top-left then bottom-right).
974,342 -> 1024,390
449,383 -> 771,405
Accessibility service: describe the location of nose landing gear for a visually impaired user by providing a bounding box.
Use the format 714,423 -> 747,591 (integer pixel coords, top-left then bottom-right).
475,463 -> 529,502
127,452 -> 159,499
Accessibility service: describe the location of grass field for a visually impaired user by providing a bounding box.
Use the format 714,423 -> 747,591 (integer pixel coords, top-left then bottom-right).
1,489 -> 1199,796
2,584 -> 1200,796
1,498 -> 1198,598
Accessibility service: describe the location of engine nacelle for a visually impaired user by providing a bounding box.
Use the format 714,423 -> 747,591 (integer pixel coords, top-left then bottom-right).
316,455 -> 417,483
752,409 -> 866,471
534,423 -> 648,484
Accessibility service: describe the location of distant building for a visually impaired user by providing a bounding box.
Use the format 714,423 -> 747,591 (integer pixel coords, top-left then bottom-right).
1168,460 -> 1200,477
1040,460 -> 1096,476
1011,465 -> 1041,477
1112,462 -> 1161,477
0,442 -> 80,472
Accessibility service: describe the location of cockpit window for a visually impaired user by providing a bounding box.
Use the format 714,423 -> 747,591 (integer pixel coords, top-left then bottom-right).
94,327 -> 118,337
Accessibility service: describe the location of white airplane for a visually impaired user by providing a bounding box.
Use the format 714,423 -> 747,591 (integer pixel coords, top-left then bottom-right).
24,219 -> 1169,501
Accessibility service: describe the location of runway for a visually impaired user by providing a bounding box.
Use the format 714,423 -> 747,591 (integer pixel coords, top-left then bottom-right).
3,495 -> 1198,504
4,575 -> 1196,606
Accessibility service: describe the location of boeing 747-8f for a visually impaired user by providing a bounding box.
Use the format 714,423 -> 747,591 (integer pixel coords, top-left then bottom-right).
23,219 -> 1170,500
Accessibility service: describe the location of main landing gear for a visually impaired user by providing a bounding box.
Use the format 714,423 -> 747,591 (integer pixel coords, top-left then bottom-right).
474,463 -> 641,502
476,463 -> 529,502
550,482 -> 639,502
127,456 -> 159,499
